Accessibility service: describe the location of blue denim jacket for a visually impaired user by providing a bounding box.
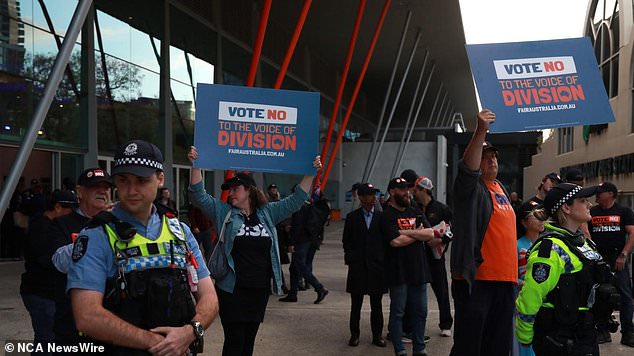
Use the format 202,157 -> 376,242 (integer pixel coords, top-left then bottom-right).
188,181 -> 308,295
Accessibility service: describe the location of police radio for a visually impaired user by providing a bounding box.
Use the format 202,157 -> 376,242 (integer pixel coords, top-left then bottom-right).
113,220 -> 136,243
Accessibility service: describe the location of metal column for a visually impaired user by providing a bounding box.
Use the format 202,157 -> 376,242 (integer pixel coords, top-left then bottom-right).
393,63 -> 435,176
426,84 -> 443,127
390,50 -> 429,178
159,0 -> 173,191
432,91 -> 448,127
81,4 -> 97,168
365,29 -> 422,182
0,0 -> 93,221
361,11 -> 412,182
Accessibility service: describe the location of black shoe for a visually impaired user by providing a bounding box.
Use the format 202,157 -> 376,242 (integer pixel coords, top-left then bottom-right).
622,332 -> 634,347
424,335 -> 430,343
348,336 -> 359,347
597,329 -> 612,344
314,289 -> 329,304
279,295 -> 297,302
372,337 -> 387,347
281,284 -> 289,294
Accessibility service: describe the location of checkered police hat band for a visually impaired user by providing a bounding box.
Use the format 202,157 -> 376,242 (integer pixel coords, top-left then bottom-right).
114,157 -> 163,170
550,186 -> 582,216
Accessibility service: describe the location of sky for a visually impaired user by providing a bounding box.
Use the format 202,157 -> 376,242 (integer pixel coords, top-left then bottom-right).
459,0 -> 590,44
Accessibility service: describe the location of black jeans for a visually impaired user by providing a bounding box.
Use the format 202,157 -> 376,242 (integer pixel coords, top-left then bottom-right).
449,279 -> 515,356
350,293 -> 384,339
428,255 -> 453,330
221,320 -> 261,356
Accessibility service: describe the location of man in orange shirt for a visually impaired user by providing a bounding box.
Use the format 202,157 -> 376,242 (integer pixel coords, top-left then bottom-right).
449,109 -> 518,356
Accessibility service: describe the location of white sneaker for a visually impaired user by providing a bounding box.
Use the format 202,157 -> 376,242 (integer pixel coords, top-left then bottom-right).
440,329 -> 452,337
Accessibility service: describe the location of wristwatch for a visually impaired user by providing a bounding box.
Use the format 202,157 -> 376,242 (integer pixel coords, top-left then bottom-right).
189,320 -> 204,353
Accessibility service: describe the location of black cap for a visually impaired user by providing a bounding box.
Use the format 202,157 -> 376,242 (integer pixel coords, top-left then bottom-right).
112,140 -> 164,177
400,169 -> 418,184
482,141 -> 499,153
221,172 -> 256,190
543,172 -> 562,184
351,182 -> 362,191
357,183 -> 379,196
30,178 -> 40,186
543,183 -> 597,217
597,181 -> 618,196
564,168 -> 583,183
77,168 -> 112,187
51,189 -> 77,208
388,177 -> 413,190
517,200 -> 541,220
267,184 -> 277,190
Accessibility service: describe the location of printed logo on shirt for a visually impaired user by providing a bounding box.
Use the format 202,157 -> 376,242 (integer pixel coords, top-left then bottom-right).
591,215 -> 622,233
532,262 -> 550,283
236,223 -> 270,237
494,192 -> 513,211
397,217 -> 416,230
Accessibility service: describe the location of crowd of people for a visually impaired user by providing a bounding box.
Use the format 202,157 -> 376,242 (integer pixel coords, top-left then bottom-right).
8,108 -> 634,356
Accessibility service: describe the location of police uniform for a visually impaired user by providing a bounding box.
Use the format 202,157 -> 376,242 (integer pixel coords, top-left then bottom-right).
67,140 -> 209,355
515,184 -> 618,356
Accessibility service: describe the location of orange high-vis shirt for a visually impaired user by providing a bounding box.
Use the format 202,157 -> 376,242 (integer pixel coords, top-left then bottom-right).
475,181 -> 518,283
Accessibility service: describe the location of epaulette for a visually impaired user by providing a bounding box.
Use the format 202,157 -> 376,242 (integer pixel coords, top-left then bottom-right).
538,239 -> 553,258
85,211 -> 118,229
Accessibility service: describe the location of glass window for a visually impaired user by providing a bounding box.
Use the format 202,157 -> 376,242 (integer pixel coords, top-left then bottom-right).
558,127 -> 574,154
587,0 -> 619,98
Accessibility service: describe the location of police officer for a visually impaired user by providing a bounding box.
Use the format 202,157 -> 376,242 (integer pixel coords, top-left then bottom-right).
516,183 -> 619,356
68,140 -> 218,355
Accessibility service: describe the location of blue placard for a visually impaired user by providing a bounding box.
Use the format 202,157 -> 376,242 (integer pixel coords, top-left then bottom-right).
193,84 -> 320,174
466,38 -> 615,132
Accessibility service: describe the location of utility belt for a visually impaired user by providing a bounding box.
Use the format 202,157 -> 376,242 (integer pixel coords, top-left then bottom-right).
533,308 -> 597,356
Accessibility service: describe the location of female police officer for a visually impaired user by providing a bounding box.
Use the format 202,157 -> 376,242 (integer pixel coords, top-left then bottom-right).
188,146 -> 322,356
515,183 -> 618,356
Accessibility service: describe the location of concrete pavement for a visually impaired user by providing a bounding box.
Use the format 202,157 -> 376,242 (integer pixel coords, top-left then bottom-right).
1,220 -> 632,355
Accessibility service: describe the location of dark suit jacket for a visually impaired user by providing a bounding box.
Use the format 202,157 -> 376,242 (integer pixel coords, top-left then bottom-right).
342,207 -> 387,295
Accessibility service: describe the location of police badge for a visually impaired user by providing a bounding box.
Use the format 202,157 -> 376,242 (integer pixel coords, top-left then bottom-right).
72,235 -> 89,262
532,262 -> 550,284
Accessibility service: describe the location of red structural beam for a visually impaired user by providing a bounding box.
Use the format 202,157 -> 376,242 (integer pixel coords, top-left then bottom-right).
221,0 -> 273,202
321,0 -> 391,192
312,0 -> 366,193
274,0 -> 312,89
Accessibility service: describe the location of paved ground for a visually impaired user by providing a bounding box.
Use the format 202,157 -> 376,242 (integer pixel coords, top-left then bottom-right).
1,220 -> 632,355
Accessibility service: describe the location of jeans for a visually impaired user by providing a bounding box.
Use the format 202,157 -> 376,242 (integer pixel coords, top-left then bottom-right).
389,283 -> 428,355
288,241 -> 324,295
615,266 -> 634,333
21,293 -> 55,355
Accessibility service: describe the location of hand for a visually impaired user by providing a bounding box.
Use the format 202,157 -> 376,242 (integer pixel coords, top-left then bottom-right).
476,109 -> 496,132
192,227 -> 200,234
615,254 -> 626,271
312,155 -> 322,170
188,146 -> 199,164
288,245 -> 295,253
427,238 -> 442,248
148,326 -> 194,356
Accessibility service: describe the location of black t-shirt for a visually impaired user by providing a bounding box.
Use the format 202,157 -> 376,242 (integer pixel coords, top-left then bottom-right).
380,204 -> 431,286
422,198 -> 453,227
232,213 -> 272,289
589,203 -> 634,251
20,215 -> 56,297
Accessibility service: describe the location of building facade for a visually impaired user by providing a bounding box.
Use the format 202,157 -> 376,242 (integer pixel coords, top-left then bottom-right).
525,0 -> 634,208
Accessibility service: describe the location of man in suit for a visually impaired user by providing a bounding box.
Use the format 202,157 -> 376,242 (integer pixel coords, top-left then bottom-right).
343,183 -> 387,348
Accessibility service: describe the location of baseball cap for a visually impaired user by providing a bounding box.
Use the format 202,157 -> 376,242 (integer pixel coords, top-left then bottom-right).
543,172 -> 562,184
564,168 -> 583,183
543,183 -> 598,217
267,184 -> 277,190
400,169 -> 418,185
77,168 -> 112,187
517,200 -> 541,220
221,172 -> 256,190
351,182 -> 362,191
415,176 -> 433,190
482,141 -> 499,153
30,178 -> 40,186
388,177 -> 413,190
597,181 -> 618,196
112,140 -> 164,177
51,189 -> 78,208
357,183 -> 379,196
